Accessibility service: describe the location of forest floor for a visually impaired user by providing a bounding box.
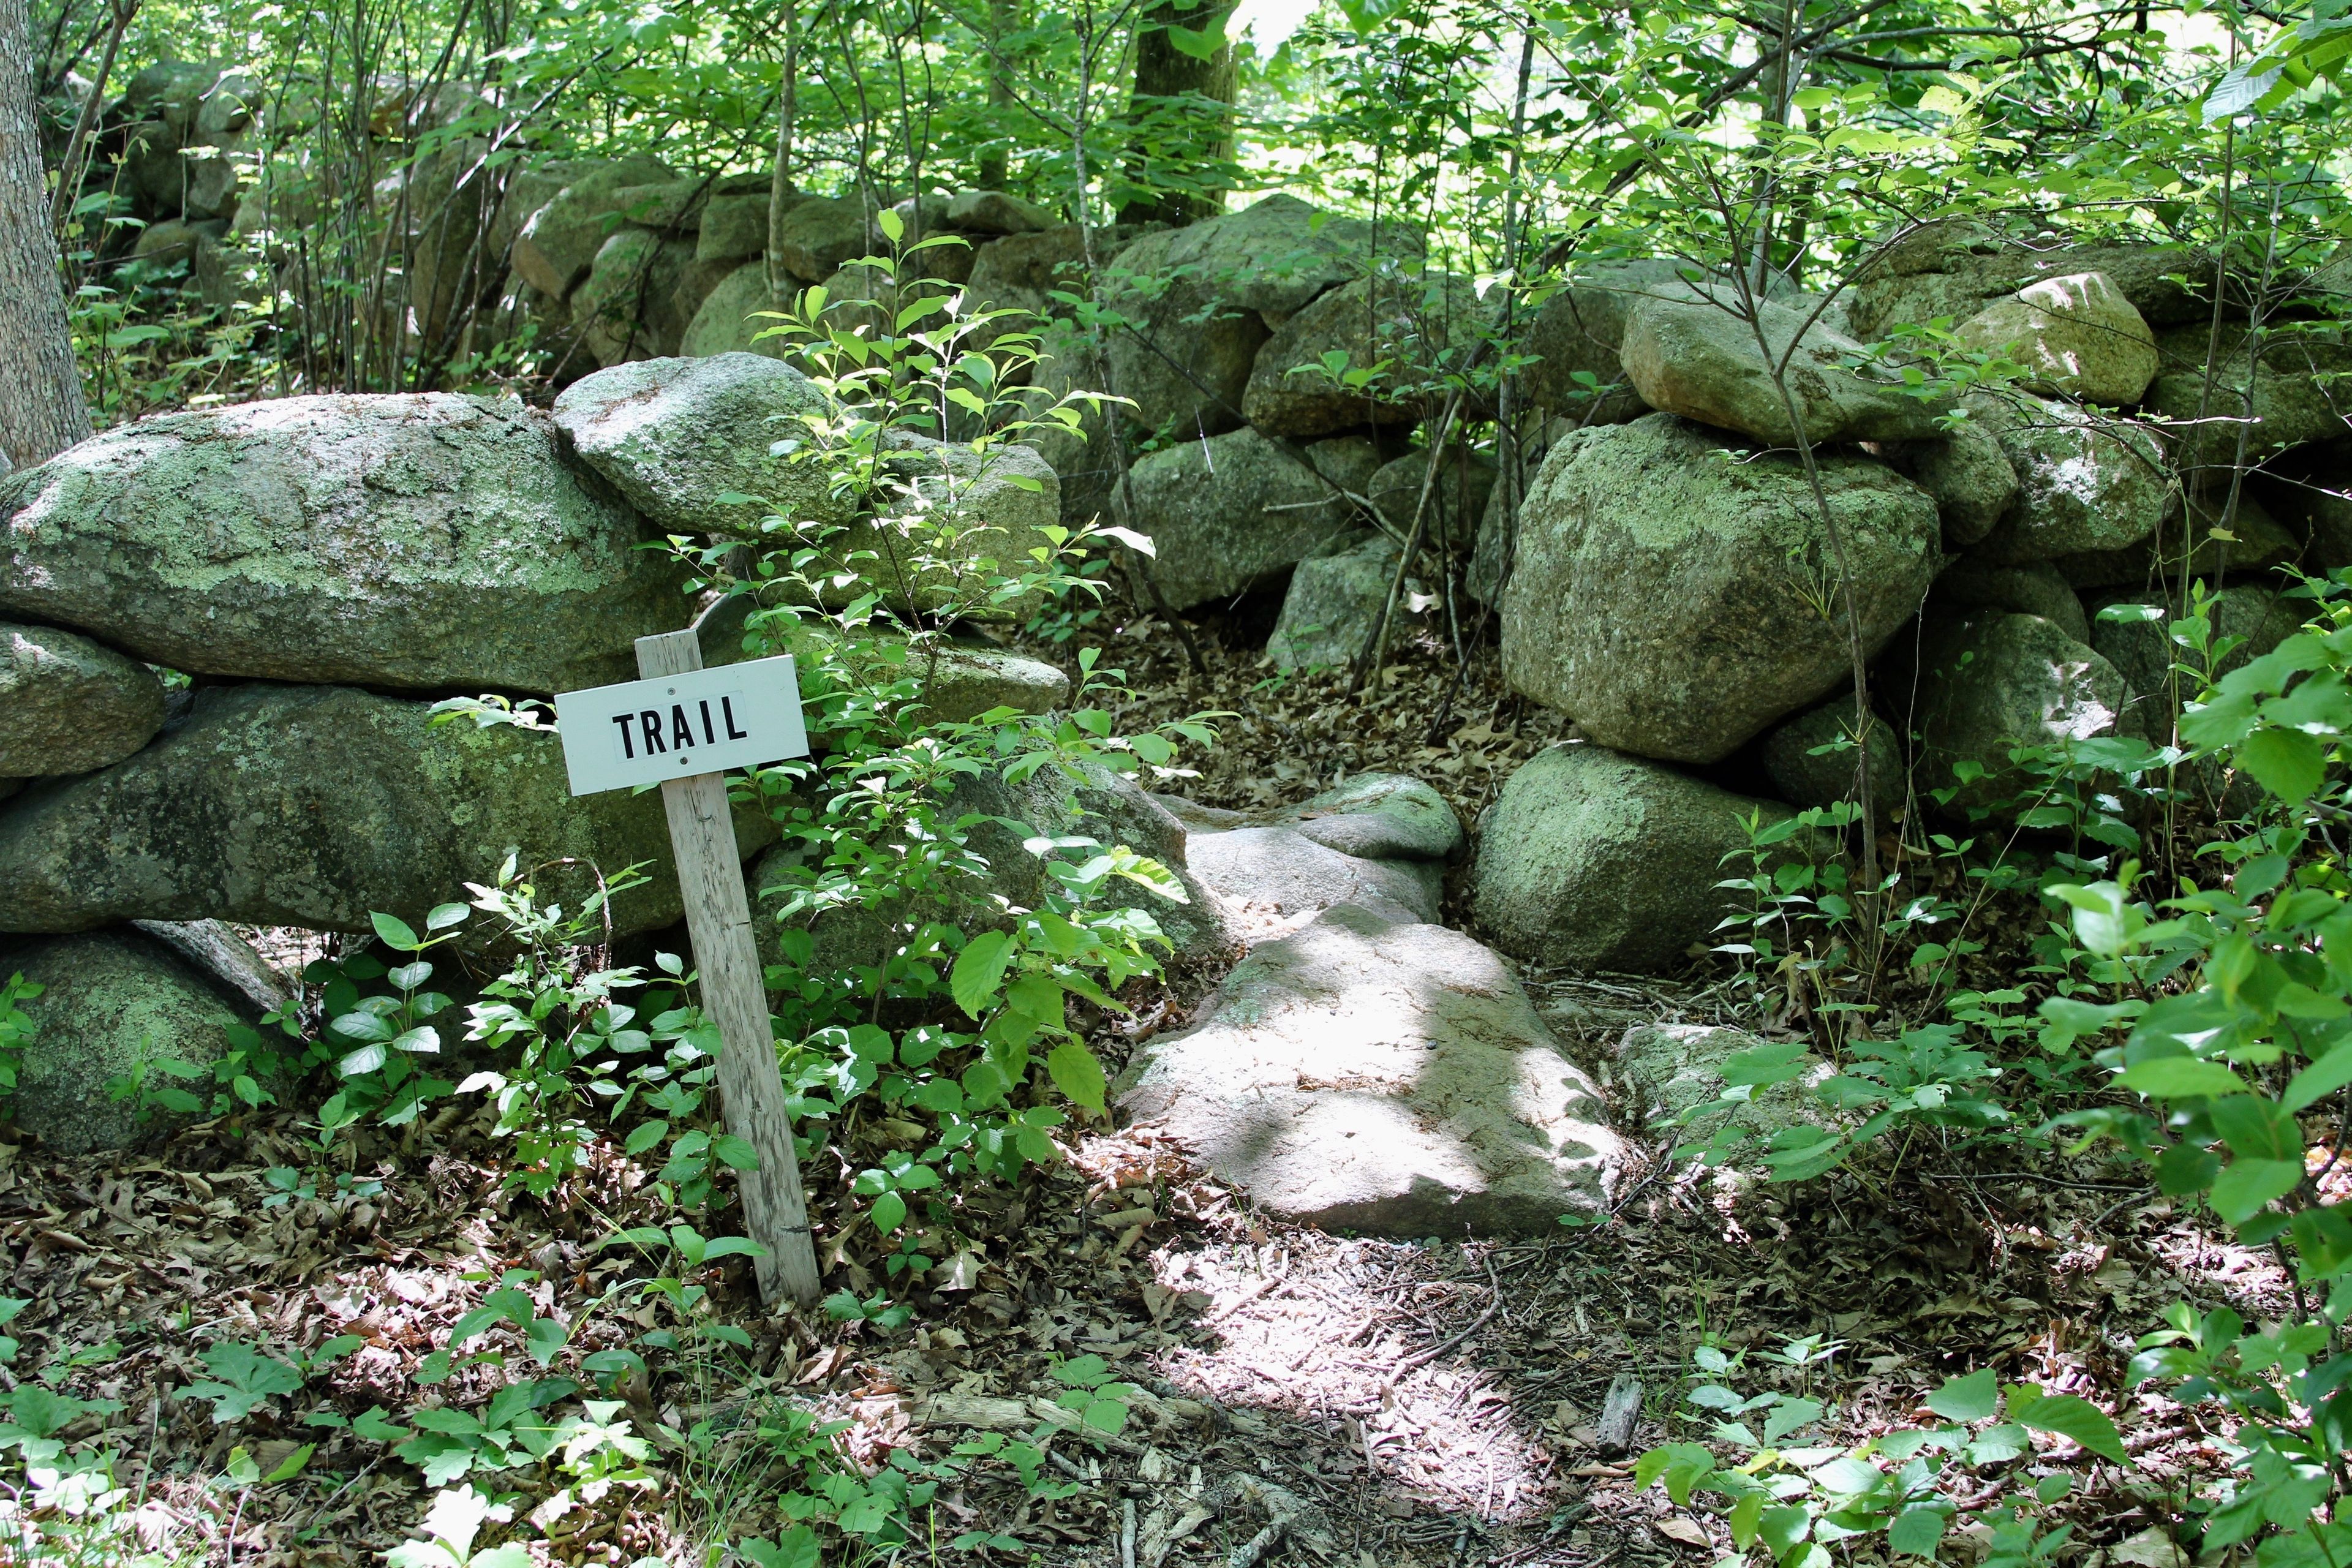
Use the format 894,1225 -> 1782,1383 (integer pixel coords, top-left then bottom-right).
8,597 -> 2272,1567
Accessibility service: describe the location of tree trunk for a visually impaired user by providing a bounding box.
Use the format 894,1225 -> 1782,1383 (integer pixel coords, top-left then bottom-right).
0,0 -> 89,470
766,0 -> 799,309
976,0 -> 1014,190
1115,0 -> 1235,227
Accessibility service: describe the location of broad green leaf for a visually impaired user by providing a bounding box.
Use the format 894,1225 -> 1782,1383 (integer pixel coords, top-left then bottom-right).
2209,1157 -> 2305,1224
1888,1508 -> 1947,1558
1924,1367 -> 1998,1423
2118,1057 -> 2250,1099
2009,1390 -> 2128,1463
2238,728 -> 2326,803
951,931 -> 1015,1019
371,911 -> 423,951
1046,1039 -> 1107,1113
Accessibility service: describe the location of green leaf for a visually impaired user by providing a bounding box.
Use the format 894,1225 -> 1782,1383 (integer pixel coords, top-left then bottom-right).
1046,1039 -> 1107,1114
2008,1390 -> 2128,1463
2209,1157 -> 2305,1223
426,902 -> 470,931
871,1189 -> 908,1232
1888,1509 -> 1947,1558
951,931 -> 1015,1019
712,1133 -> 761,1170
623,1120 -> 669,1156
1924,1368 -> 1998,1423
2118,1057 -> 2250,1099
2286,1045 -> 2352,1113
371,911 -> 423,951
2238,728 -> 2326,803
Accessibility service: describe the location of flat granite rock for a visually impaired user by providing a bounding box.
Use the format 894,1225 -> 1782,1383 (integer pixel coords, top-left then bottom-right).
1117,904 -> 1620,1235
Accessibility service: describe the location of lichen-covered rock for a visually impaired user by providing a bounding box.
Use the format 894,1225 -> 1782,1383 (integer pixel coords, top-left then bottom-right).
1620,296 -> 1953,447
0,623 -> 165,777
1472,743 -> 1795,974
681,262 -> 792,359
1468,417 -> 1576,603
2052,491 -> 2297,589
1847,225 -> 2219,341
1366,444 -> 1496,542
1242,271 -> 1475,439
0,684 -> 774,937
1616,1022 -> 1831,1144
1501,414 -> 1940,763
1116,903 -> 1619,1235
1267,533 -> 1402,671
947,190 -> 1057,235
1518,259 -> 1698,423
1887,399 -> 2019,547
0,395 -> 690,694
1897,610 -> 2140,796
2147,323 -> 2352,470
2089,584 -> 2305,705
1968,397 -> 2174,565
4,930 -> 249,1153
510,157 -> 677,298
1932,558 -> 2089,641
1099,228 -> 1270,437
771,196 -> 874,292
696,192 -> 778,265
1166,774 -> 1462,941
1757,697 -> 1905,821
1125,428 -> 1370,611
1953,272 -> 2160,407
572,228 -> 698,363
554,353 -> 832,535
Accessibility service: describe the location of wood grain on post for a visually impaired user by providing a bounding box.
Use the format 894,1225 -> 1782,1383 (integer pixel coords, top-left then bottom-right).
635,626 -> 823,1310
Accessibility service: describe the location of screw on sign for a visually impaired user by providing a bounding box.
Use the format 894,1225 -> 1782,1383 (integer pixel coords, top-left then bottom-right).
552,600 -> 821,1309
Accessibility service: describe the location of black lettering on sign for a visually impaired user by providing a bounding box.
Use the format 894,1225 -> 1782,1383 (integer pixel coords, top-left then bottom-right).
639,710 -> 666,754
671,704 -> 696,750
722,696 -> 750,741
610,712 -> 638,759
698,699 -> 717,745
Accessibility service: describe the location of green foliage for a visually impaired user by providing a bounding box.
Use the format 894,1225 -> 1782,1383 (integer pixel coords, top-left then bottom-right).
178,1335 -> 360,1423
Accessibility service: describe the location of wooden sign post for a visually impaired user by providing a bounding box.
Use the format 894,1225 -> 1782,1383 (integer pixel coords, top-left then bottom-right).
552,606 -> 822,1310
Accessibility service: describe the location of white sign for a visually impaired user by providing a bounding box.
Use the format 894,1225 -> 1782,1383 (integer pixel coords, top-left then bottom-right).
554,654 -> 809,796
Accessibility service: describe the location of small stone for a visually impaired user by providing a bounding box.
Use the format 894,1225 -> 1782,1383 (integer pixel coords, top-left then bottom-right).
1757,698 -> 1904,821
1472,743 -> 1796,974
1954,272 -> 2159,407
1267,533 -> 1400,672
0,622 -> 165,777
1617,1022 -> 1831,1144
1116,904 -> 1619,1235
1931,559 -> 2089,641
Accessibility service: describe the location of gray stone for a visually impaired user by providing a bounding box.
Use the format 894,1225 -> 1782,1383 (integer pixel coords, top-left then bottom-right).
772,196 -> 872,289
697,192 -> 774,265
1500,415 -> 1940,764
1847,227 -> 2220,341
0,622 -> 165,777
554,353 -> 832,535
510,157 -> 677,298
1131,193 -> 1403,320
1890,397 -> 2019,547
1932,559 -> 2089,641
1757,697 -> 1904,821
0,683 -> 773,938
725,619 -> 1071,727
1242,271 -> 1476,440
1472,742 -> 1796,974
1126,428 -> 1370,611
131,217 -> 224,266
1280,773 -> 1464,861
0,395 -> 690,695
1267,533 -> 1400,671
1621,295 -> 1953,447
947,190 -> 1057,235
1616,1022 -> 1830,1144
1519,260 -> 1699,423
2090,584 -> 2305,705
1969,397 -> 2174,564
571,228 -> 698,363
1897,610 -> 2140,796
681,261 -> 793,359
1954,272 -> 2159,407
1366,445 -> 1496,544
1186,827 -> 1441,937
4,930 -> 249,1153
1116,904 -> 1619,1235
1468,418 -> 1576,603
2148,323 -> 2352,470
2051,491 -> 2298,589
129,919 -> 290,1015
1101,227 -> 1270,436
963,223 -> 1153,328
604,179 -> 707,232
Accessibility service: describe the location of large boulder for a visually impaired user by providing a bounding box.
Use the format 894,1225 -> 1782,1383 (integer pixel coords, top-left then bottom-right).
1099,228 -> 1270,437
771,196 -> 873,289
571,228 -> 697,363
1116,903 -> 1619,1234
2089,583 -> 2304,704
0,684 -> 773,937
1932,558 -> 2089,641
510,157 -> 677,298
1134,193 -> 1398,320
1159,774 -> 1463,940
1953,273 -> 2159,407
1757,696 -> 1905,822
947,190 -> 1058,235
1967,397 -> 2174,564
1472,743 -> 1795,974
1,623 -> 166,777
681,261 -> 791,359
1518,260 -> 1696,423
1267,533 -> 1400,671
2147,323 -> 2352,470
554,353 -> 832,535
1125,428 -> 1371,611
1847,225 -> 2220,341
1500,414 -> 1940,763
0,395 -> 690,695
1896,610 -> 2140,795
2,929 -> 251,1153
962,222 -> 1153,334
1620,296 -> 1953,447
1882,398 -> 2019,548
1243,271 -> 1477,439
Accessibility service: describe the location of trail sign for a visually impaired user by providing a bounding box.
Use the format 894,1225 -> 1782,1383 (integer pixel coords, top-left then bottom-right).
553,608 -> 822,1310
553,655 -> 807,796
